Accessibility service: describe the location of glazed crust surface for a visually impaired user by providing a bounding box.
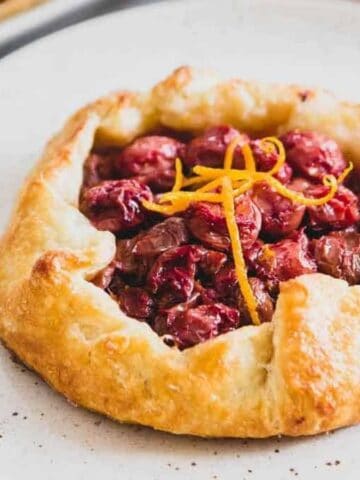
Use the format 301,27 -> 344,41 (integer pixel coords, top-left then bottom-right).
0,67 -> 360,437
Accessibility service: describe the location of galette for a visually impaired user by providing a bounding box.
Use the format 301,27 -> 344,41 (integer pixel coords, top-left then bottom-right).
0,67 -> 359,437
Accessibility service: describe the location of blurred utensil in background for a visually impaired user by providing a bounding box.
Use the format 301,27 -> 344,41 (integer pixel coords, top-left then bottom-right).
0,0 -> 163,58
0,0 -> 47,22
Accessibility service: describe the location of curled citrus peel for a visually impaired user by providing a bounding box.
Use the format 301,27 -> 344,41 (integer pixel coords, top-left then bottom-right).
142,135 -> 352,326
172,158 -> 184,192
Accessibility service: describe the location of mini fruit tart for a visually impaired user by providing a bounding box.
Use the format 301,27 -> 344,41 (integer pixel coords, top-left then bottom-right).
1,67 -> 360,437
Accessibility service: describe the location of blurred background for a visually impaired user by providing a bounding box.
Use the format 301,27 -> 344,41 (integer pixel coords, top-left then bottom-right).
1,0 -> 358,59
0,0 -> 165,58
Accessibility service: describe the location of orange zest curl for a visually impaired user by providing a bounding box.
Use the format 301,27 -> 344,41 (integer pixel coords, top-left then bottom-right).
172,157 -> 183,192
260,137 -> 286,176
337,162 -> 353,184
221,177 -> 261,325
265,174 -> 339,206
224,135 -> 240,170
142,135 -> 351,325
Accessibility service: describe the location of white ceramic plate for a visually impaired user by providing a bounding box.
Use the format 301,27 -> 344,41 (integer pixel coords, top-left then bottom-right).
0,1 -> 359,478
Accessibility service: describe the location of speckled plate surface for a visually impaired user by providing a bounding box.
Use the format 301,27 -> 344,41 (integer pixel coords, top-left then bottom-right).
0,0 -> 359,478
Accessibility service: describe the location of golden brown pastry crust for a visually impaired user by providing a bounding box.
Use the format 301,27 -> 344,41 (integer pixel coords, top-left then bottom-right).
0,67 -> 359,437
0,0 -> 46,21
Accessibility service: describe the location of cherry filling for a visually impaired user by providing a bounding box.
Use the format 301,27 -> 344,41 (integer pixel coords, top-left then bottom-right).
79,127 -> 360,349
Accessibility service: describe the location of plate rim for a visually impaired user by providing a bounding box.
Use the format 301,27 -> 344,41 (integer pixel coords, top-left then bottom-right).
0,0 -> 359,69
